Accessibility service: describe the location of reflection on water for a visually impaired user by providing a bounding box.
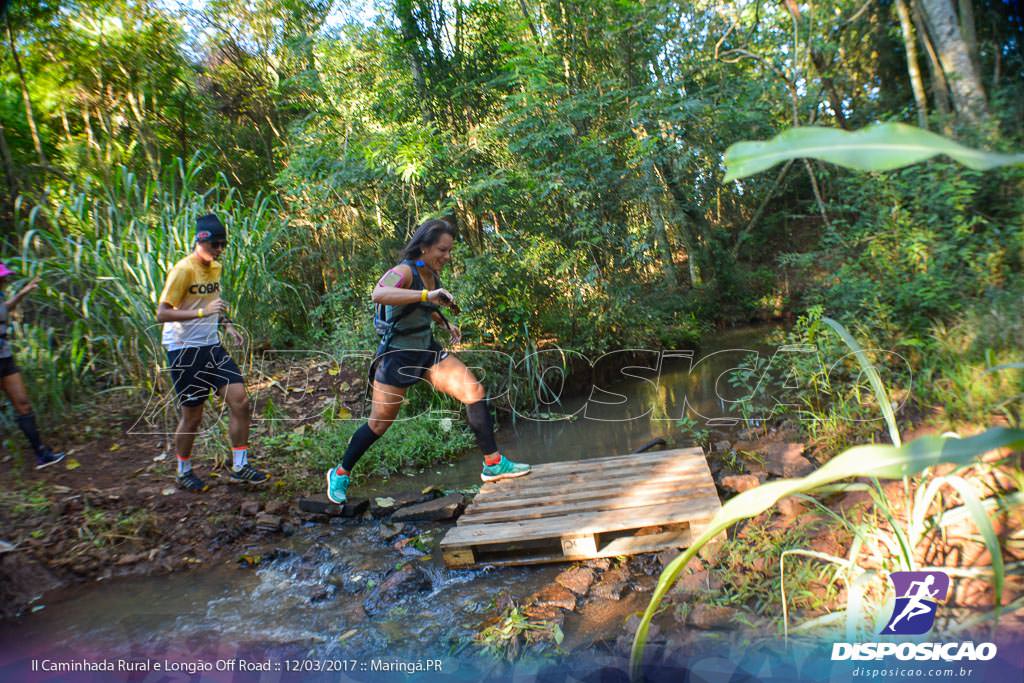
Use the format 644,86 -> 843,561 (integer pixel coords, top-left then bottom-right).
0,324 -> 781,660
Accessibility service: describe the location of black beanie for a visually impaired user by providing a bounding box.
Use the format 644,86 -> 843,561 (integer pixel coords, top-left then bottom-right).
195,214 -> 227,243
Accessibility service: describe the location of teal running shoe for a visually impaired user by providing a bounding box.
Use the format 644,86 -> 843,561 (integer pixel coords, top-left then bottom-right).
481,455 -> 531,483
326,468 -> 350,504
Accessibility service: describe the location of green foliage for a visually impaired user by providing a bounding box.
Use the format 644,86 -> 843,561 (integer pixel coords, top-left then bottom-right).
475,604 -> 564,661
262,412 -> 474,491
676,414 -> 710,448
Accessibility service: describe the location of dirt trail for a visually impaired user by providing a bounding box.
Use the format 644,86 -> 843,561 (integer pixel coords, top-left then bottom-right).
0,358 -> 365,620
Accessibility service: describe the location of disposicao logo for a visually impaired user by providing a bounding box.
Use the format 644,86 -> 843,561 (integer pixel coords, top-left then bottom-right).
882,570 -> 949,635
831,570 -> 998,662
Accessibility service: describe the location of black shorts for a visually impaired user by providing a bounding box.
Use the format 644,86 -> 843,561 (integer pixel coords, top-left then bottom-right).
372,339 -> 449,388
167,344 -> 244,407
0,356 -> 18,378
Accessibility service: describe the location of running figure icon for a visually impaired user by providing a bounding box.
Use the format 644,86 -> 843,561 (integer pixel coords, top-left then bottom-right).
882,570 -> 950,635
887,575 -> 939,631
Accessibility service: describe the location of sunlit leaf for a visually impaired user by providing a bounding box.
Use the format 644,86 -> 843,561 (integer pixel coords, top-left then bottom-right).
723,123 -> 1024,182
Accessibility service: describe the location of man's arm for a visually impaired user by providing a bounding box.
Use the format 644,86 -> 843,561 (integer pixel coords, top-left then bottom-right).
156,299 -> 226,323
4,276 -> 40,311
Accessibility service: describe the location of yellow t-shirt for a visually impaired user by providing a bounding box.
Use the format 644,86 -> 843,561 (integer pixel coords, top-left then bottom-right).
159,255 -> 222,350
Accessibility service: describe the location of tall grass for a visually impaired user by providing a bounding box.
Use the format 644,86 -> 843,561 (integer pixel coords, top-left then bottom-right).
6,156 -> 308,414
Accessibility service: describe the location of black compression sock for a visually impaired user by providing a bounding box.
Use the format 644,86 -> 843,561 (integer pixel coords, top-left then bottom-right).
466,400 -> 498,455
341,423 -> 381,472
15,411 -> 43,455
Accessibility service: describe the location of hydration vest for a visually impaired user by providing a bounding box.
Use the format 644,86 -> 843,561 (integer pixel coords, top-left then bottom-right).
373,259 -> 439,349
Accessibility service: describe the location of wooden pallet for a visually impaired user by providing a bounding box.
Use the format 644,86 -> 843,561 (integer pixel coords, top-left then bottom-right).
440,447 -> 721,568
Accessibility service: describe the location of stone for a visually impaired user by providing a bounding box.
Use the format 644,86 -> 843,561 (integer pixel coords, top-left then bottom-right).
390,493 -> 465,522
591,568 -> 629,600
555,567 -> 595,595
625,614 -> 660,640
632,575 -> 657,592
299,496 -> 343,516
673,568 -> 709,596
688,604 -> 738,630
380,522 -> 406,541
522,605 -> 565,642
530,584 -> 577,611
255,513 -> 282,532
300,495 -> 367,518
523,604 -> 563,624
657,549 -> 682,569
585,558 -> 612,571
341,499 -> 369,517
762,442 -> 814,478
713,440 -> 732,453
264,500 -> 288,516
720,474 -> 761,493
776,496 -> 807,518
837,490 -> 873,515
240,500 -> 260,516
363,564 -> 429,615
370,492 -> 423,517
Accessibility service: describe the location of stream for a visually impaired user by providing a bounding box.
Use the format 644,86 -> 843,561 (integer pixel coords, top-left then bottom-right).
0,324 -> 783,678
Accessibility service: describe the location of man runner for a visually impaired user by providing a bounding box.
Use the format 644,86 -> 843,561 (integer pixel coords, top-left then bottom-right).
156,214 -> 268,491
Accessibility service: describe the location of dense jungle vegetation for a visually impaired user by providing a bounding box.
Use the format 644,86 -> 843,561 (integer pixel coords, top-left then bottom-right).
0,0 -> 1021,433
2,0 -> 1023,662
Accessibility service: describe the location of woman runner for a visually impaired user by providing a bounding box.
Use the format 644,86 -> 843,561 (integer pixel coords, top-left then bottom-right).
0,262 -> 64,468
326,219 -> 530,503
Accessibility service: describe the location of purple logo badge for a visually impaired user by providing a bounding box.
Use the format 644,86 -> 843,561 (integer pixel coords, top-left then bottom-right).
882,571 -> 950,635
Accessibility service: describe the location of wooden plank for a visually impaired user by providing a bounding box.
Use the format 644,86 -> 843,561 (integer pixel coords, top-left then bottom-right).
560,534 -> 597,557
478,449 -> 703,488
442,547 -> 475,568
471,458 -> 711,502
464,477 -> 717,515
467,467 -> 712,508
445,525 -> 702,568
488,450 -> 708,485
461,483 -> 719,525
518,447 -> 704,476
468,450 -> 696,499
441,495 -> 719,547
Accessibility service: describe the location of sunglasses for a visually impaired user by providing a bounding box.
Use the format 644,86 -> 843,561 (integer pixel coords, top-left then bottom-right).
208,240 -> 227,249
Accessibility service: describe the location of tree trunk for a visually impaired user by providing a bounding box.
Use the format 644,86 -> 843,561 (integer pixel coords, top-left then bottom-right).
918,0 -> 989,126
957,0 -> 980,77
912,0 -> 952,123
643,161 -> 677,289
4,12 -> 46,166
395,0 -> 433,124
895,0 -> 929,129
517,0 -> 541,42
0,118 -> 18,205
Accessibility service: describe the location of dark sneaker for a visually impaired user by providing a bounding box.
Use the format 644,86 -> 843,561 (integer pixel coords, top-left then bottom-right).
177,470 -> 209,493
35,447 -> 65,470
229,464 -> 269,485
